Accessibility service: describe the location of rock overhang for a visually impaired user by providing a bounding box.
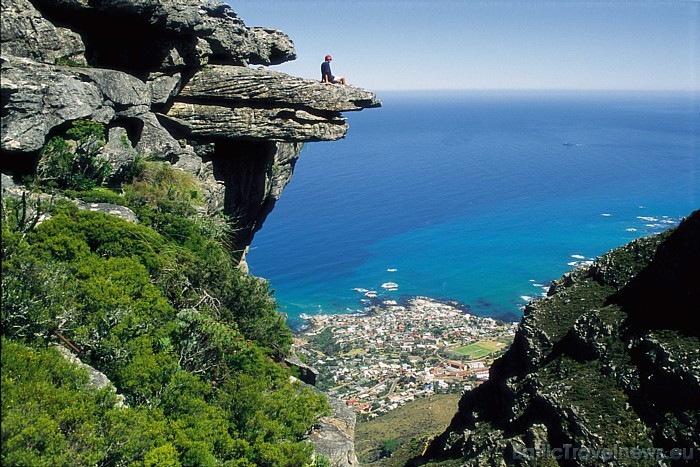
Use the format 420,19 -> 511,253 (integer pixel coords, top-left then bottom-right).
1,0 -> 381,150
162,65 -> 381,143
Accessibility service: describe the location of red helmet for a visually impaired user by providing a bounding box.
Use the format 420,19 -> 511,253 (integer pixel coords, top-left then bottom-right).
325,55 -> 332,61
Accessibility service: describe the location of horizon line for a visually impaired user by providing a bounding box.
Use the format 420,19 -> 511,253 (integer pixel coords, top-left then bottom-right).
362,87 -> 700,93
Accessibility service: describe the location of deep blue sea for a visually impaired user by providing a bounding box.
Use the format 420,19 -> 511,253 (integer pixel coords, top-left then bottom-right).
248,90 -> 699,329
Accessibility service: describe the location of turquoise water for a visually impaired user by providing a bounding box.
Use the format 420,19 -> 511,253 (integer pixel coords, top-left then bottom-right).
248,90 -> 699,327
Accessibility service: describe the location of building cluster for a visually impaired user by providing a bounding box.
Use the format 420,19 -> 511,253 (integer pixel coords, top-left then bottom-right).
294,297 -> 518,418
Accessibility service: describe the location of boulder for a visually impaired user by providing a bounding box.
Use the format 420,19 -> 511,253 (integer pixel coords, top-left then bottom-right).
308,396 -> 360,467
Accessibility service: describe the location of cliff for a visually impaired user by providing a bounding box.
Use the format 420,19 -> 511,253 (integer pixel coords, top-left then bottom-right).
1,0 -> 380,266
417,210 -> 700,466
1,1 -> 379,464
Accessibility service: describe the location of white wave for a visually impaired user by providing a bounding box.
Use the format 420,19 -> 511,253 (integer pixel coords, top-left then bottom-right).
387,268 -> 398,272
637,216 -> 658,222
601,213 -> 612,217
626,227 -> 637,232
571,254 -> 585,259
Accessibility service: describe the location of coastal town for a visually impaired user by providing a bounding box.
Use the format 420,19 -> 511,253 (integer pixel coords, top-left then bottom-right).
293,295 -> 519,419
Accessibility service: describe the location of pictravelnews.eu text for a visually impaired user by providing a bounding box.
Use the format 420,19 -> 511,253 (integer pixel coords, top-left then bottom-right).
512,444 -> 695,461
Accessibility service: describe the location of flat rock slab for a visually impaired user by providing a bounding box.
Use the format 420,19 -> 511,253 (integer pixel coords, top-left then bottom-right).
165,66 -> 381,142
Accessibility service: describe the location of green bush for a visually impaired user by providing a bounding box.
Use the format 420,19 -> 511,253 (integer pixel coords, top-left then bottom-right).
123,161 -> 201,215
37,119 -> 112,191
1,339 -> 117,466
27,201 -> 164,272
65,187 -> 125,205
2,181 -> 327,465
380,438 -> 402,457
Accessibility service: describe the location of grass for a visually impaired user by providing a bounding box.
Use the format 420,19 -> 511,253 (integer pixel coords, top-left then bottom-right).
355,393 -> 461,466
451,340 -> 506,359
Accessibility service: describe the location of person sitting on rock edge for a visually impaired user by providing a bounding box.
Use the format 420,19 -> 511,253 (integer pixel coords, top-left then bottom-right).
321,55 -> 346,85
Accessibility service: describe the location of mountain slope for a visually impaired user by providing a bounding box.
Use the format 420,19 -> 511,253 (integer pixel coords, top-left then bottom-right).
418,210 -> 699,466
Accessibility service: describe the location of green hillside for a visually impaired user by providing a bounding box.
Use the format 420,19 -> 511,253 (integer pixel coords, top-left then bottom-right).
1,121 -> 329,466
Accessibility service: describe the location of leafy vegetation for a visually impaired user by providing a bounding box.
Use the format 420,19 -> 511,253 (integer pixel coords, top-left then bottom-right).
36,119 -> 112,191
55,57 -> 89,67
2,123 -> 328,465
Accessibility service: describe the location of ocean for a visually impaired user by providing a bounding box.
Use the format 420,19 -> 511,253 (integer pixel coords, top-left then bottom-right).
248,90 -> 699,329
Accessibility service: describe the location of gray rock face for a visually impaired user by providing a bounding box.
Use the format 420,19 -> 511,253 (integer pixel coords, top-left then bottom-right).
72,200 -> 139,223
177,65 -> 380,112
285,354 -> 319,386
54,345 -> 127,408
1,55 -> 152,153
247,27 -> 296,66
203,140 -> 304,262
1,0 -> 86,65
1,0 -> 380,267
308,397 -> 360,467
27,0 -> 293,68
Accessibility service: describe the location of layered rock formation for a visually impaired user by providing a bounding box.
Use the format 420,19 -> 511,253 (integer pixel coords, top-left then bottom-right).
418,211 -> 700,466
1,0 -> 380,265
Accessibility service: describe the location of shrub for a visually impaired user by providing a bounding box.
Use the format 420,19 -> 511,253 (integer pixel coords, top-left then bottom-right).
380,438 -> 402,457
1,339 -> 117,466
37,119 -> 112,191
64,187 -> 125,205
2,168 -> 327,465
123,161 -> 201,215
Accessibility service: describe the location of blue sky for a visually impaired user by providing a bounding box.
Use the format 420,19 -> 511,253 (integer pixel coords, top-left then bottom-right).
231,0 -> 699,91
